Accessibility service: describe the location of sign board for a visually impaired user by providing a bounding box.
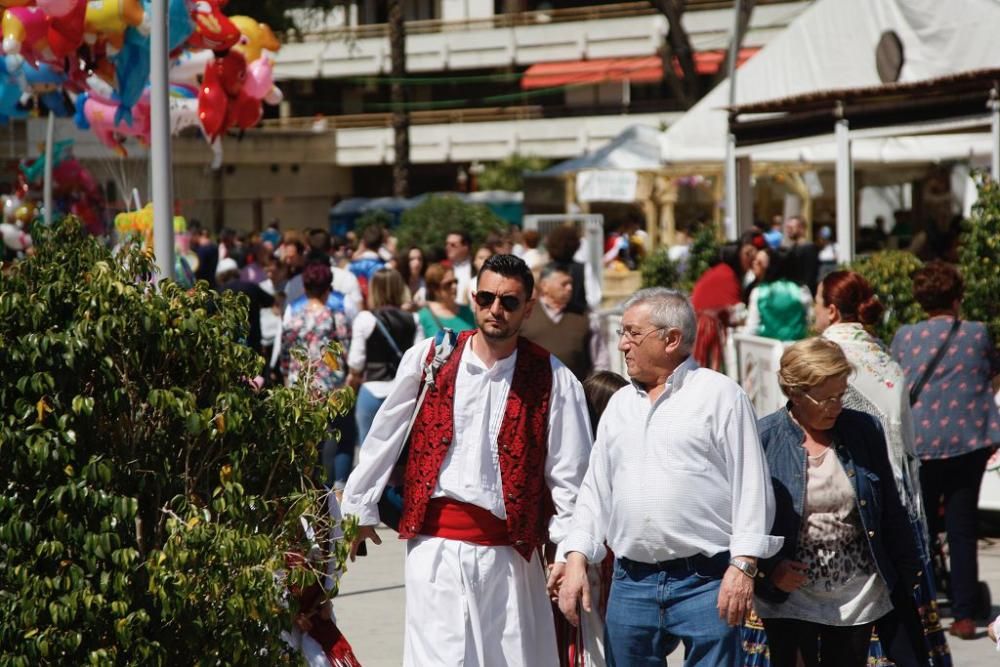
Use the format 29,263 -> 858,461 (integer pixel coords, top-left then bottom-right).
575,170 -> 638,203
731,332 -> 790,418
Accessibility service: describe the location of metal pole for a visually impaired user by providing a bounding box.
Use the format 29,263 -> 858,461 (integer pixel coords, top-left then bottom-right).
990,87 -> 1000,181
43,111 -> 54,225
723,0 -> 743,241
151,0 -> 175,280
835,116 -> 854,264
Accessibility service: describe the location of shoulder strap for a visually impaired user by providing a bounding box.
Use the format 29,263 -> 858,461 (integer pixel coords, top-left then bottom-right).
909,318 -> 961,406
400,329 -> 460,449
373,310 -> 404,361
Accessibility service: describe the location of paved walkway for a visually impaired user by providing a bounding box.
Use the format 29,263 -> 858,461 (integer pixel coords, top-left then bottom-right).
334,527 -> 1000,666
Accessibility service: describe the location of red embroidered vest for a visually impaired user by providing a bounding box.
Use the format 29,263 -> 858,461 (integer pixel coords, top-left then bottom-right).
398,330 -> 554,560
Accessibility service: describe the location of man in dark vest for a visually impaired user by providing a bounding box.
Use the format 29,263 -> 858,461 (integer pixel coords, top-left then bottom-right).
521,263 -> 609,381
341,254 -> 593,666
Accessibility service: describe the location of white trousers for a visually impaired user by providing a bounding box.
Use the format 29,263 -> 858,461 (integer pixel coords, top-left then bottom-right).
403,536 -> 558,667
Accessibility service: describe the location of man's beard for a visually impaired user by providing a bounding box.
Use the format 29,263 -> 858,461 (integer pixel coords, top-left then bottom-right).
479,320 -> 516,341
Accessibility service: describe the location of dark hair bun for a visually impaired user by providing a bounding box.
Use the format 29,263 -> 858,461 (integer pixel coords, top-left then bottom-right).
856,295 -> 884,326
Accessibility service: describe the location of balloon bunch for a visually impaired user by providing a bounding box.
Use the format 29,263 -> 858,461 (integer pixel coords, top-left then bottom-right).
17,138 -> 105,233
0,0 -> 283,159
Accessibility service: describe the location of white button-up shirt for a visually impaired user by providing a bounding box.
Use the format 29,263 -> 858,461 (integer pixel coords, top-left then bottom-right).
341,335 -> 593,555
564,357 -> 783,563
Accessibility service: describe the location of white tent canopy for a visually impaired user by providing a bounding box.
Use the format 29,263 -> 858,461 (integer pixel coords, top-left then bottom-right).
543,124 -> 663,175
659,0 -> 1000,164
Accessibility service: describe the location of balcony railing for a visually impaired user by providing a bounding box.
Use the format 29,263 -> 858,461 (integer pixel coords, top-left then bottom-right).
300,0 -> 797,41
256,105 -> 547,132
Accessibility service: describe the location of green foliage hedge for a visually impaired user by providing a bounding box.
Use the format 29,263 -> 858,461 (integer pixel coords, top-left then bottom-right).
960,174 -> 1000,346
0,219 -> 352,664
640,225 -> 720,293
396,195 -> 508,256
847,250 -> 926,344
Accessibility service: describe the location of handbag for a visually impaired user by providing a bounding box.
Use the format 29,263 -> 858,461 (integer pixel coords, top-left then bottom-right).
909,318 -> 961,406
376,328 -> 458,531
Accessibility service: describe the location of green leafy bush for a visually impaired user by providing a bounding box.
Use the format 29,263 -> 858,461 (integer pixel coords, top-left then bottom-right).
680,226 -> 721,292
396,194 -> 508,256
847,250 -> 925,344
640,248 -> 680,289
0,219 -> 353,664
354,209 -> 393,236
959,174 -> 1000,346
477,154 -> 551,192
640,225 -> 720,292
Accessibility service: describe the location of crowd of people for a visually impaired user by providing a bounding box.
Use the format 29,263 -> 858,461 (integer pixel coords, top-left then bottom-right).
197,219 -> 610,500
183,213 -> 999,666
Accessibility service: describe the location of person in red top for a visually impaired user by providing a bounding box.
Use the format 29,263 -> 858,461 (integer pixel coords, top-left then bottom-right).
690,231 -> 765,369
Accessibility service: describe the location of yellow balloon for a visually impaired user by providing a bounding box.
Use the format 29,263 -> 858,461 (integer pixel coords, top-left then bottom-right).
14,203 -> 35,225
85,0 -> 145,40
229,15 -> 280,64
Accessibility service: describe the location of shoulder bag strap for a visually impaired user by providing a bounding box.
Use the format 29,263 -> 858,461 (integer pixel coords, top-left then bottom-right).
372,310 -> 404,361
909,318 -> 961,406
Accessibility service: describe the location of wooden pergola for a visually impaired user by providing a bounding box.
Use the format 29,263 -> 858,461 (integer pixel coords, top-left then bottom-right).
727,68 -> 1000,262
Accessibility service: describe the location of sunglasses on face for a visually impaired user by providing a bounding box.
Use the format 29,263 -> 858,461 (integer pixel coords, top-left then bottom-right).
473,290 -> 522,312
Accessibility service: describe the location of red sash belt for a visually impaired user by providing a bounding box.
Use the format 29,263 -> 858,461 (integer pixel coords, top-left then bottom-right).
420,497 -> 511,546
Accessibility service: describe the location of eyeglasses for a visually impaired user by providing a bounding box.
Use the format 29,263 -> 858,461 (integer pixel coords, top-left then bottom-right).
473,290 -> 522,312
800,390 -> 846,410
615,326 -> 666,345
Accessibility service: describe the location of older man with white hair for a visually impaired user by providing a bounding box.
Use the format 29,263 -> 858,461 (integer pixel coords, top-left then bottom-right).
558,287 -> 782,666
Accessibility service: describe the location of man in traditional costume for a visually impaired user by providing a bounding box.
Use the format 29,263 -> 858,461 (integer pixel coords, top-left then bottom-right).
341,253 -> 593,666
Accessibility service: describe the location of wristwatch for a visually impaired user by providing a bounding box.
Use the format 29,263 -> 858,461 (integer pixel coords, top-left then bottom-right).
729,557 -> 759,579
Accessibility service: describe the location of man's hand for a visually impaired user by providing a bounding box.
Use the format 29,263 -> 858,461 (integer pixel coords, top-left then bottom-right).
717,559 -> 755,627
989,618 -> 998,644
546,562 -> 565,601
771,560 -> 808,593
349,525 -> 381,561
557,553 -> 591,627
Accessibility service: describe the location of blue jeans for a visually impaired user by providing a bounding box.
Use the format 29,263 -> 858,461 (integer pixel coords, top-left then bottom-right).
605,552 -> 740,666
354,383 -> 387,451
323,409 -> 358,490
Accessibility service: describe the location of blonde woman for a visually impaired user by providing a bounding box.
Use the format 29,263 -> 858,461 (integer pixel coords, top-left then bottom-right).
753,338 -> 925,667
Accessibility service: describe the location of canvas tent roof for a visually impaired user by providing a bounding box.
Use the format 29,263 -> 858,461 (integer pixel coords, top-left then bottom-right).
659,0 -> 1000,165
543,124 -> 663,175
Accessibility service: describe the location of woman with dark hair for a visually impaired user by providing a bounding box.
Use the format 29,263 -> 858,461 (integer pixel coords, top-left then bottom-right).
891,261 -> 1000,640
551,370 -> 627,667
348,268 -> 422,449
743,247 -> 812,341
277,262 -> 353,489
417,262 -> 475,339
690,231 -> 764,370
398,245 -> 427,311
814,269 -> 950,663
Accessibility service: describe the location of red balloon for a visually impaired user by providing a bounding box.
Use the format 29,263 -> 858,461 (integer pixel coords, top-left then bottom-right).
198,64 -> 227,139
47,0 -> 86,58
216,50 -> 246,97
188,0 -> 240,52
229,92 -> 261,131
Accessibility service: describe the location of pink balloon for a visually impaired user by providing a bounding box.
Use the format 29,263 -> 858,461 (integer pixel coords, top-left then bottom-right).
37,0 -> 82,18
81,94 -> 151,156
243,57 -> 273,100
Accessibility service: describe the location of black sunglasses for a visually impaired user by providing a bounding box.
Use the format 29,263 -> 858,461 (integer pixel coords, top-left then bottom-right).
473,290 -> 522,312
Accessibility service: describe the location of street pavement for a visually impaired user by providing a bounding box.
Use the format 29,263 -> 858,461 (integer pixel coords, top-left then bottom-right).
334,526 -> 1000,666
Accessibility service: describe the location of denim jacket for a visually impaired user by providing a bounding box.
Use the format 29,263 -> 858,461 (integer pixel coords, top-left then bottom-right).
756,406 -> 922,604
